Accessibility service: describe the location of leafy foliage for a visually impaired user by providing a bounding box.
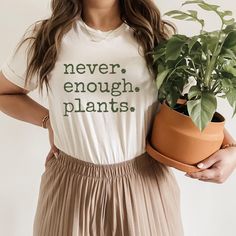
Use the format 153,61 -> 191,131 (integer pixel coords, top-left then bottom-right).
151,0 -> 236,131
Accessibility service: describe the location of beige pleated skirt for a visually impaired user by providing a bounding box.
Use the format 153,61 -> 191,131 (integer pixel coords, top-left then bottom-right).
33,149 -> 184,236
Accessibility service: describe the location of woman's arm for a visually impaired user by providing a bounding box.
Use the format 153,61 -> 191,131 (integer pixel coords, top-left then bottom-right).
222,127 -> 236,147
186,127 -> 236,183
0,71 -> 59,163
0,71 -> 50,129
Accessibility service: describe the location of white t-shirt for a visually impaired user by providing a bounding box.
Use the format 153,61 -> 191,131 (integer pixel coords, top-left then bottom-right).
1,18 -> 159,164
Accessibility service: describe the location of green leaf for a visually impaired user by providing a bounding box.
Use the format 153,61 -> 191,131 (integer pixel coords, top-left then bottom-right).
223,23 -> 236,34
223,31 -> 236,48
166,91 -> 179,108
188,36 -> 201,53
217,94 -> 227,98
220,48 -> 236,60
231,46 -> 236,55
226,88 -> 236,118
187,91 -> 217,131
219,10 -> 233,17
152,48 -> 166,63
198,3 -> 220,11
232,101 -> 236,117
183,0 -> 220,11
156,69 -> 171,89
164,10 -> 190,20
182,0 -> 204,6
187,10 -> 198,17
207,36 -> 219,54
166,35 -> 187,61
164,9 -> 205,27
221,78 -> 233,90
158,64 -> 165,73
188,85 -> 201,100
199,32 -> 220,54
226,88 -> 236,107
223,18 -> 235,26
223,64 -> 236,76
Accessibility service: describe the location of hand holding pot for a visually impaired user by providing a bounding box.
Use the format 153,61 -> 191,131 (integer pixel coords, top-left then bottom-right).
185,147 -> 236,184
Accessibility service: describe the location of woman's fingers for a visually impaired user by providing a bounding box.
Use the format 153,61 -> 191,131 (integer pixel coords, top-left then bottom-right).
196,150 -> 222,169
45,149 -> 55,167
185,147 -> 236,184
47,126 -> 59,158
186,164 -> 225,184
186,167 -> 218,179
45,146 -> 59,167
51,145 -> 59,158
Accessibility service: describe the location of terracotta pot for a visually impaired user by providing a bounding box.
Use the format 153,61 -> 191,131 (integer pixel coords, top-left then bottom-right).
146,100 -> 225,173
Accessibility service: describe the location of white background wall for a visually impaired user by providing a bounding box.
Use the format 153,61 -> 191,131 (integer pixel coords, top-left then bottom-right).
0,1 -> 235,235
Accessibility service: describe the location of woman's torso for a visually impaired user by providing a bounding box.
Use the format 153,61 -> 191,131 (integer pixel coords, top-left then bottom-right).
47,18 -> 159,164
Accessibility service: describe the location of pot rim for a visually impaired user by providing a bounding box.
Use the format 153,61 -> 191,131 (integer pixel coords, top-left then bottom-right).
163,100 -> 225,124
146,139 -> 201,173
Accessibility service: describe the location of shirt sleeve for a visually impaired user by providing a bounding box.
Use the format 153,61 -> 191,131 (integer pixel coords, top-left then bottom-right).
0,26 -> 39,92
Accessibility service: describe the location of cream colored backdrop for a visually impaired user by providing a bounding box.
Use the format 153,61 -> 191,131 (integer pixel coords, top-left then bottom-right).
0,0 -> 235,235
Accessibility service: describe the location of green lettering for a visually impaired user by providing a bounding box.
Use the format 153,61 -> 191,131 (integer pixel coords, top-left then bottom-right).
63,102 -> 74,116
64,64 -> 75,74
97,102 -> 109,112
110,64 -> 120,74
87,64 -> 98,74
64,82 -> 73,92
122,78 -> 133,92
111,82 -> 122,96
76,64 -> 86,74
99,64 -> 108,74
86,102 -> 96,112
120,102 -> 129,112
87,82 -> 97,92
75,82 -> 86,92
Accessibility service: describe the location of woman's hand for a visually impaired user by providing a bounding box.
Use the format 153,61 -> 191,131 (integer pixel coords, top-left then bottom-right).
45,118 -> 59,167
185,147 -> 236,183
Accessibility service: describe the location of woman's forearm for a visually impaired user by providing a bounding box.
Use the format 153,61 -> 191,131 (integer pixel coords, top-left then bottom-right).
222,127 -> 236,146
0,94 -> 49,128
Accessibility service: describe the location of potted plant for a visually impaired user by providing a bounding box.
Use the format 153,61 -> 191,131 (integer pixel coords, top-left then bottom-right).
146,0 -> 236,173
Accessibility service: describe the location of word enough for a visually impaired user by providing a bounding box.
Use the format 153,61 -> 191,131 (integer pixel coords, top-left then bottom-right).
64,78 -> 140,97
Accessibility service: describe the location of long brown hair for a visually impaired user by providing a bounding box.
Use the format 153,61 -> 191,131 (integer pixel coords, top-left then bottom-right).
18,0 -> 175,96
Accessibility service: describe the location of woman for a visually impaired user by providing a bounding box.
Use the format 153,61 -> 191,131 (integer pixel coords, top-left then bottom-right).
0,0 -> 236,235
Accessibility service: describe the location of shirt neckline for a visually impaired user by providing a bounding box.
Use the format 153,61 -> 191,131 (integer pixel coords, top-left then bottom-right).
77,18 -> 128,41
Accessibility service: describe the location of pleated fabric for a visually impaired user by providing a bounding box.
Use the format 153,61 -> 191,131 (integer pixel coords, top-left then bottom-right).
33,149 -> 184,236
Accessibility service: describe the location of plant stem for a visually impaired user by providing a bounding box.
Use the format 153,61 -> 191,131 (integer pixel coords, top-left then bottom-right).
165,58 -> 186,81
204,23 -> 224,87
188,57 -> 201,80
